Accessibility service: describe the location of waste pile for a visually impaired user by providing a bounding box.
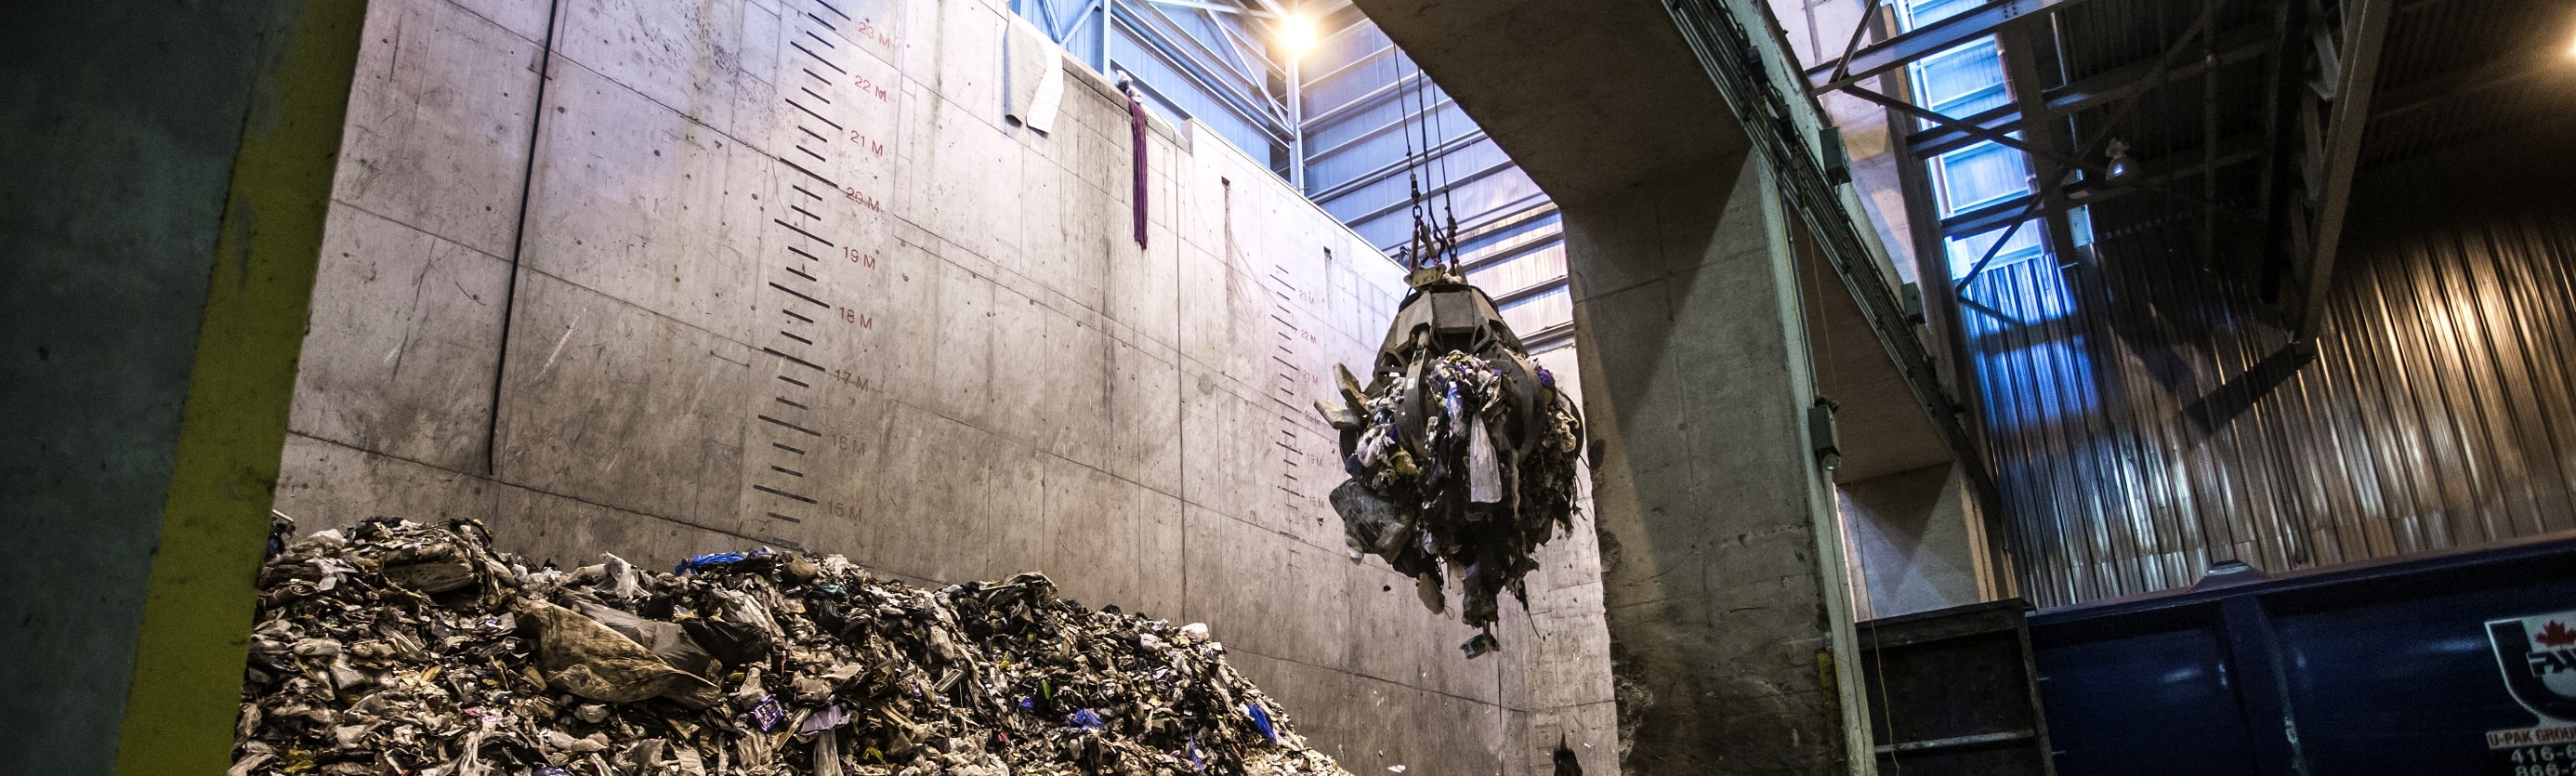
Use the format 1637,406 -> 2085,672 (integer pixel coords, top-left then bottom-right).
1317,270 -> 1586,657
233,516 -> 1348,776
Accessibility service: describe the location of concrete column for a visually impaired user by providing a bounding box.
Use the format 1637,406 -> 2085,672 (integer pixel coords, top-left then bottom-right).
1838,462 -> 1991,619
1568,156 -> 1870,775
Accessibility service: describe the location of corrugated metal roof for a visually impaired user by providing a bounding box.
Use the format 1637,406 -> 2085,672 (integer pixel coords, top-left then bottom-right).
2361,0 -> 2576,165
1958,0 -> 2576,606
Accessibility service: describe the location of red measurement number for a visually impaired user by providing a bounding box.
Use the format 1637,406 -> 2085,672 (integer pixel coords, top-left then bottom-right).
829,369 -> 873,391
836,307 -> 873,328
842,187 -> 882,211
846,130 -> 886,156
842,246 -> 877,268
851,75 -> 890,102
853,20 -> 896,49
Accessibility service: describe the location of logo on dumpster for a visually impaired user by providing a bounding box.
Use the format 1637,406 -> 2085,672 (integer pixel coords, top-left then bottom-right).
2486,611 -> 2576,749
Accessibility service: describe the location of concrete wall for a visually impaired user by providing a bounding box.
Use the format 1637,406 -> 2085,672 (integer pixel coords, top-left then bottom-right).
1838,462 -> 1987,620
268,0 -> 1615,771
1518,347 -> 1623,776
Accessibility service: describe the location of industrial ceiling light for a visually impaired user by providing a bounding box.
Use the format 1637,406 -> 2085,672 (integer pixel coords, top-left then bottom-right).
1279,11 -> 1317,58
2108,138 -> 2136,178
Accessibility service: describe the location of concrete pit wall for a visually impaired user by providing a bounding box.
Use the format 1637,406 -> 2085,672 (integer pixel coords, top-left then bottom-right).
269,0 -> 1616,771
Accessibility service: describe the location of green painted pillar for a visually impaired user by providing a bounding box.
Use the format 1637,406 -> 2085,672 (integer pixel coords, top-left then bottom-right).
0,1 -> 367,773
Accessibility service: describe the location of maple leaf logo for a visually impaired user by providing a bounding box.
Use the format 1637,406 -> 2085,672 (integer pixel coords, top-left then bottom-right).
2536,620 -> 2576,648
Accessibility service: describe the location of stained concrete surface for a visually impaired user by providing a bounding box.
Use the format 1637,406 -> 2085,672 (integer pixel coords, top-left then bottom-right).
1838,462 -> 1985,620
1343,0 -> 1746,208
1565,160 -> 1863,775
269,0 -> 1618,771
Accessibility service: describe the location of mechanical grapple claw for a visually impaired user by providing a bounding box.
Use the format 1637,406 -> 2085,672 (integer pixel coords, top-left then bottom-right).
1317,269 -> 1586,647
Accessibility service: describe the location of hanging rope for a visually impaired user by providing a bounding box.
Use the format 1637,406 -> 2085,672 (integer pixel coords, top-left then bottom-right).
1119,73 -> 1150,249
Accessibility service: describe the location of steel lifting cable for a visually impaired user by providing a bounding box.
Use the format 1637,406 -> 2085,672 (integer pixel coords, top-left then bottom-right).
1408,58 -> 1440,270
1426,61 -> 1458,273
1412,52 -> 1432,269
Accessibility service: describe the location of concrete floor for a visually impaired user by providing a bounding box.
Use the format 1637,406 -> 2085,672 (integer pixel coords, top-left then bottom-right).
265,0 -> 1622,772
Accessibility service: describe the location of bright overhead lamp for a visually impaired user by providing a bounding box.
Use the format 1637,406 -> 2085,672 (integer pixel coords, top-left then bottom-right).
1279,11 -> 1317,58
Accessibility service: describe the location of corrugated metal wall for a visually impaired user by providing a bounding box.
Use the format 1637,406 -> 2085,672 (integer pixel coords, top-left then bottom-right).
1967,140 -> 2576,607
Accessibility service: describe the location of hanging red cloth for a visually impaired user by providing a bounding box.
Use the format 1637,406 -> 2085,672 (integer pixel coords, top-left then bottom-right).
1124,83 -> 1149,248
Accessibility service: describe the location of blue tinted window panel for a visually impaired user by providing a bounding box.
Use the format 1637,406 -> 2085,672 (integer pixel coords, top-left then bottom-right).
1314,138 -> 1515,238
1304,53 -> 1407,117
1307,25 -> 1389,75
1010,0 -> 1105,69
1317,171 -> 1407,224
1944,220 -> 2044,280
1458,210 -> 1563,264
1348,208 -> 1409,249
1307,92 -> 1416,151
1465,243 -> 1567,297
1912,39 -> 2004,111
1011,0 -> 1084,38
1933,141 -> 2032,217
1432,157 -> 1538,222
1933,85 -> 2010,120
1903,0 -> 1985,29
1304,102 -> 1476,192
1499,286 -> 1571,335
1140,6 -> 1266,98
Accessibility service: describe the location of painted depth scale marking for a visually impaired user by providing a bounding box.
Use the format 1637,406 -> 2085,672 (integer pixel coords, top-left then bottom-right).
1268,256 -> 1330,532
753,0 -> 899,537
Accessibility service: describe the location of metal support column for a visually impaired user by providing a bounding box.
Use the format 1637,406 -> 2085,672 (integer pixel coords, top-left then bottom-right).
1097,0 -> 1114,75
2294,0 -> 2393,338
1287,25 -> 1305,191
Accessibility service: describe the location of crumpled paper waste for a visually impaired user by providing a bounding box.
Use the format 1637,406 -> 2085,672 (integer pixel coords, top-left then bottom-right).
1319,274 -> 1587,654
235,516 -> 1348,776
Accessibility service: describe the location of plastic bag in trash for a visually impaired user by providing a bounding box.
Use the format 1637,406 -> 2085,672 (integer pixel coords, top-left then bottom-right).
519,599 -> 717,705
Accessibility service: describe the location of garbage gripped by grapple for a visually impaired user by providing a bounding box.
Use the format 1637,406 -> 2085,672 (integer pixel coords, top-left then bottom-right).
234,517 -> 1347,776
1317,270 -> 1587,657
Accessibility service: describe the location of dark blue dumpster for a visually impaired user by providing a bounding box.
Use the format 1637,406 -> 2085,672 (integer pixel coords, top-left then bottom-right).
2028,535 -> 2576,776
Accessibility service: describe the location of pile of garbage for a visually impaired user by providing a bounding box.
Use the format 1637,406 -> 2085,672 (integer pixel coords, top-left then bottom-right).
1318,272 -> 1587,656
233,516 -> 1347,776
